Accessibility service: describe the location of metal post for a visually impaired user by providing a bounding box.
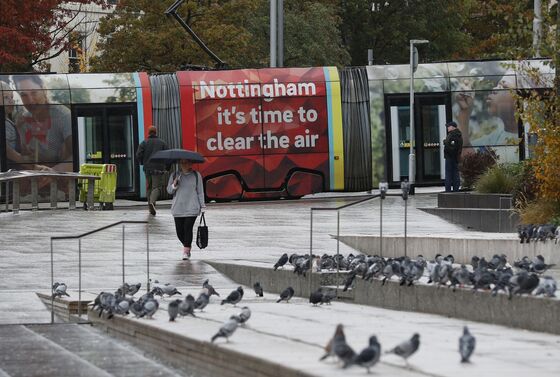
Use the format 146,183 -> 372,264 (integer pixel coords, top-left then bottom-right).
309,209 -> 314,295
122,225 -> 125,287
379,199 -> 383,257
146,223 -> 150,292
533,0 -> 542,57
270,0 -> 277,68
498,197 -> 502,233
336,210 -> 340,291
50,238 -> 54,324
4,182 -> 9,212
408,41 -> 415,193
12,181 -> 19,214
78,238 -> 82,319
404,198 -> 408,257
277,0 -> 284,67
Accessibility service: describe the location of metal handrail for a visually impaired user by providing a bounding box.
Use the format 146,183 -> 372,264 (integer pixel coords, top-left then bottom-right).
50,220 -> 150,324
309,193 -> 403,293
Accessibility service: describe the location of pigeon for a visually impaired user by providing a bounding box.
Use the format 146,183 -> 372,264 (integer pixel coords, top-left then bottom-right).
530,255 -> 555,274
203,279 -> 220,297
195,292 -> 209,311
459,326 -> 476,363
309,289 -> 323,306
112,298 -> 130,316
160,283 -> 182,297
221,286 -> 244,306
52,282 -> 70,299
509,272 -> 539,299
332,324 -> 356,363
533,276 -> 557,297
276,286 -> 295,303
253,282 -> 264,297
179,294 -> 196,317
127,282 -> 142,296
386,333 -> 420,365
211,315 -> 240,343
141,298 -> 159,318
342,271 -> 356,292
344,335 -> 381,372
168,299 -> 180,321
238,306 -> 251,325
129,300 -> 143,318
321,288 -> 336,305
274,253 -> 289,270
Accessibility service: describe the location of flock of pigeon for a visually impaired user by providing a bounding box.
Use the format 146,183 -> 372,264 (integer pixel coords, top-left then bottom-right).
49,247 -> 557,374
272,251 -> 558,299
318,323 -> 475,372
518,223 -> 560,244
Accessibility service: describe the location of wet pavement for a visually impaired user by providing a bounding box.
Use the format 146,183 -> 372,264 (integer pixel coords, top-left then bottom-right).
1,189 -> 559,376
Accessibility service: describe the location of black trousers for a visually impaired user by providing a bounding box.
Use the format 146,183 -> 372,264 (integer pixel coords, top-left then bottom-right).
174,216 -> 197,247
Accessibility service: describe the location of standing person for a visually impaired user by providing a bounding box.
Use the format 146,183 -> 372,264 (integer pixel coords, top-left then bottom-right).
136,126 -> 167,216
443,121 -> 463,192
168,159 -> 206,260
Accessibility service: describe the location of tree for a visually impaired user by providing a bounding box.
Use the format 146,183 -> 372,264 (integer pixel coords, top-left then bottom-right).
340,0 -> 473,65
0,0 -> 106,72
90,0 -> 350,72
462,0 -> 534,59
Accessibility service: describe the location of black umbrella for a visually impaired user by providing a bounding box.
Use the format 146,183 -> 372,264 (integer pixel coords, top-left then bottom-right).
149,149 -> 205,164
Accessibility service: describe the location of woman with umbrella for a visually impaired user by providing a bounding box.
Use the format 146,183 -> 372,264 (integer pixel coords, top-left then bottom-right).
153,149 -> 206,260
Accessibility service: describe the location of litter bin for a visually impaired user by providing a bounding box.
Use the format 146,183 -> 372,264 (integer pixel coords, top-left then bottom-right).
79,164 -> 117,210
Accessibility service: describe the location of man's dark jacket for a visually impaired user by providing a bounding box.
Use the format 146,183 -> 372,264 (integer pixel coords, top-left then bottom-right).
136,135 -> 167,174
444,128 -> 463,162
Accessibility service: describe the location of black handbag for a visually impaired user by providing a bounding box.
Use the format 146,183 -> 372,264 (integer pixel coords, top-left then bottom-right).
196,213 -> 208,249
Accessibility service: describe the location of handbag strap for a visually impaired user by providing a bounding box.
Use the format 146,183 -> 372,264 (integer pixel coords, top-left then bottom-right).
199,212 -> 206,226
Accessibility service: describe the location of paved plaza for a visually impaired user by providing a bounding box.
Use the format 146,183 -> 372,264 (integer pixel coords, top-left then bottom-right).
0,190 -> 559,376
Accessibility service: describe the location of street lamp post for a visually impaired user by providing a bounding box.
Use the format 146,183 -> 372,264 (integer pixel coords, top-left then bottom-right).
409,39 -> 429,195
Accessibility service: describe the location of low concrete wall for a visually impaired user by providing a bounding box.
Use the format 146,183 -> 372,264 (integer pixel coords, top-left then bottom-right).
88,308 -> 314,377
336,235 -> 560,265
438,192 -> 513,209
207,261 -> 347,298
209,262 -> 560,335
421,207 -> 519,233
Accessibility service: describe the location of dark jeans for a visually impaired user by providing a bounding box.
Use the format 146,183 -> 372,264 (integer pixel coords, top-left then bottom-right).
445,159 -> 460,192
174,216 -> 197,247
147,174 -> 165,204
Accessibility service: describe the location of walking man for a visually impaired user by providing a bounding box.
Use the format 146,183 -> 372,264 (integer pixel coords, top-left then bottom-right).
443,121 -> 463,192
136,126 -> 167,215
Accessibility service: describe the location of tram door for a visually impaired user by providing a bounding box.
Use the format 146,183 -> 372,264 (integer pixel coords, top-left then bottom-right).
74,105 -> 138,196
387,94 -> 449,185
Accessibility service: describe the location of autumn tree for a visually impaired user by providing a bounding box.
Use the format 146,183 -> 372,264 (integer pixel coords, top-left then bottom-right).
0,0 -> 106,72
462,0 -> 534,59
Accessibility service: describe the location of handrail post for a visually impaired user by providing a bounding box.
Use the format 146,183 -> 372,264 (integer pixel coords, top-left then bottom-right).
379,198 -> 383,257
309,209 -> 313,296
50,238 -> 54,324
336,210 -> 340,292
404,197 -> 408,257
78,238 -> 82,320
146,223 -> 150,292
122,224 -> 126,287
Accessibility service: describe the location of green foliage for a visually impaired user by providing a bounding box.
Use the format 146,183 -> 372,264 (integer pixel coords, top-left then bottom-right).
91,0 -> 349,72
341,0 -> 473,65
475,164 -> 517,194
459,149 -> 497,190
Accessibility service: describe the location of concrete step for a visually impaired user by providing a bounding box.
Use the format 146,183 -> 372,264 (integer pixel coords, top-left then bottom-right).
0,324 -> 183,377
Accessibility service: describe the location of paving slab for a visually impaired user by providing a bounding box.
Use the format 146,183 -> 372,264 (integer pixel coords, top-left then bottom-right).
89,286 -> 560,377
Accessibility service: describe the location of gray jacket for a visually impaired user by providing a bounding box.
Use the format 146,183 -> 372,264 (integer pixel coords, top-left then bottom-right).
167,170 -> 206,217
